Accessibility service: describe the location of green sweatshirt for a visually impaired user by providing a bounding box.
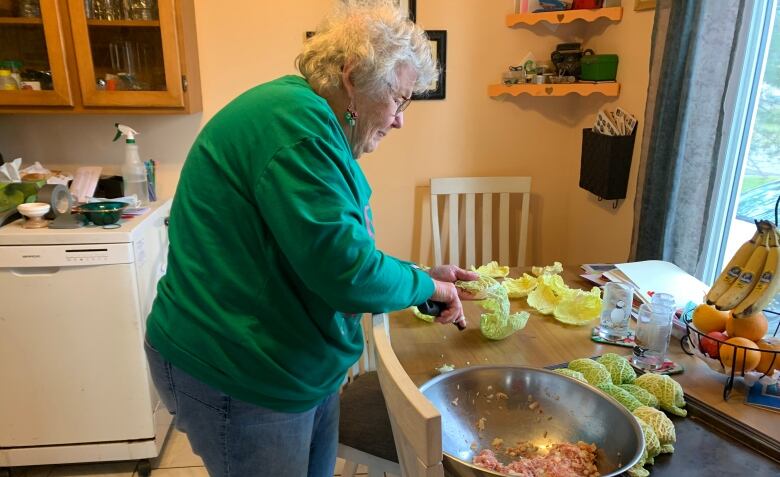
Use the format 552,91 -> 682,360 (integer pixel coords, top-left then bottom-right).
146,76 -> 434,412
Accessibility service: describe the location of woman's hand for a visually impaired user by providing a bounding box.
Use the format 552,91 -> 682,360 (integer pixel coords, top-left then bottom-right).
430,280 -> 466,328
428,265 -> 481,300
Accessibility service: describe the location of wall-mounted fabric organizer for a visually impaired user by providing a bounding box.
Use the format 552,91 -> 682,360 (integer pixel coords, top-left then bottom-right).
578,125 -> 638,208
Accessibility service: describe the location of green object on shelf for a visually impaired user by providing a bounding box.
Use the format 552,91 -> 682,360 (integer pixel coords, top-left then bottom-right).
581,53 -> 619,81
0,182 -> 40,212
76,201 -> 128,226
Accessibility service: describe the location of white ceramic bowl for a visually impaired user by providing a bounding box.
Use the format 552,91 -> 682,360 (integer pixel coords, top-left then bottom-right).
17,202 -> 51,218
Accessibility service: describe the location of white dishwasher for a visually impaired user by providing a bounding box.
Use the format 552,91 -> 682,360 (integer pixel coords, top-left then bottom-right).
0,199 -> 173,476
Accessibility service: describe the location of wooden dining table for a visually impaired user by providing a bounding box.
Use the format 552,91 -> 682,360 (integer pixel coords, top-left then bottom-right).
387,266 -> 780,467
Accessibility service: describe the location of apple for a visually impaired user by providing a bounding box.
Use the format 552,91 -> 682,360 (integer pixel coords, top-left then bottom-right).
700,331 -> 728,359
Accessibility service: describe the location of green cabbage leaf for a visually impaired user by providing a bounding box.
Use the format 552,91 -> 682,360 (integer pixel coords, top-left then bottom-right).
596,353 -> 637,385
501,273 -> 538,299
553,368 -> 588,383
633,406 -> 676,454
628,417 -> 661,477
635,374 -> 687,417
410,306 -> 435,323
477,283 -> 529,340
554,287 -> 603,325
620,384 -> 660,409
470,261 -> 510,278
455,274 -> 500,300
567,358 -> 612,386
596,383 -> 643,412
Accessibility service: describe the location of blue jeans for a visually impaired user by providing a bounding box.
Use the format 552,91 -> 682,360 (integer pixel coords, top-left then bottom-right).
145,340 -> 339,477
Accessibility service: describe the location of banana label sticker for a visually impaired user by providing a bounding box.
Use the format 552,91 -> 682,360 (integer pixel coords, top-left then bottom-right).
726,266 -> 742,281
758,271 -> 773,285
737,272 -> 754,285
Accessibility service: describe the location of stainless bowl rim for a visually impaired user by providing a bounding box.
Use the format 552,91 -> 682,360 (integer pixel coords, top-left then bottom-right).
419,365 -> 646,477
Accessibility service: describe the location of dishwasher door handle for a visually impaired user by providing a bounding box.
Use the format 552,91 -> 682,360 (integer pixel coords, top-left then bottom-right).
8,267 -> 62,276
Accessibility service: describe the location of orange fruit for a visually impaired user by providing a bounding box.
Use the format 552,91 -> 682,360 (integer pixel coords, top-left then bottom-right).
755,337 -> 780,376
692,304 -> 729,333
720,337 -> 761,374
725,312 -> 768,341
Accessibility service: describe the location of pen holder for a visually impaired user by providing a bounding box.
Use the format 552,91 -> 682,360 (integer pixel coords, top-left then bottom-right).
579,126 -> 638,206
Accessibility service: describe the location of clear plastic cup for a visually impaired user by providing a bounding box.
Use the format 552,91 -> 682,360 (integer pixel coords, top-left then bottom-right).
632,298 -> 675,370
598,282 -> 634,341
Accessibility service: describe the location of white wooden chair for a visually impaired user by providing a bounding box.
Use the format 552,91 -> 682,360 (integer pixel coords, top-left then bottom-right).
337,314 -> 401,477
371,313 -> 444,477
430,176 -> 531,268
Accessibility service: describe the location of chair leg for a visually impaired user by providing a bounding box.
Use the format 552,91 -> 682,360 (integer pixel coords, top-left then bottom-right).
341,460 -> 358,477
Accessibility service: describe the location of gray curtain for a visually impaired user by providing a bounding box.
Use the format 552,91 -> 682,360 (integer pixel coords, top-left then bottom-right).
630,0 -> 746,275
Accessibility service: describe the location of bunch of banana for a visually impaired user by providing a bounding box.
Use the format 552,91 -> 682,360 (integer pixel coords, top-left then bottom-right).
706,220 -> 780,315
705,225 -> 763,306
732,223 -> 780,317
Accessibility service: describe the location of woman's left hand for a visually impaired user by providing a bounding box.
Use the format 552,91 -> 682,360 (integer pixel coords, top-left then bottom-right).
428,265 -> 480,300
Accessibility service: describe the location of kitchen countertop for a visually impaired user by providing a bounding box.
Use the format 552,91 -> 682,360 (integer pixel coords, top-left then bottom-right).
387,267 -> 780,473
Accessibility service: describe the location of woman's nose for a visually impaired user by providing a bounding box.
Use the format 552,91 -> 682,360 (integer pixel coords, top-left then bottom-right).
393,111 -> 404,128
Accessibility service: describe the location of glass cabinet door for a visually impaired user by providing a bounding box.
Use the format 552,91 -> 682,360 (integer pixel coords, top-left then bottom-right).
68,0 -> 184,107
0,0 -> 73,106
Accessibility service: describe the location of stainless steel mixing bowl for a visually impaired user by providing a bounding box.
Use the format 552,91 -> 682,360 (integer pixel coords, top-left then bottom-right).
419,366 -> 644,477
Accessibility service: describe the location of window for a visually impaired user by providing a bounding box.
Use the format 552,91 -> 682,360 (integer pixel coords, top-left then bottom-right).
706,0 -> 780,318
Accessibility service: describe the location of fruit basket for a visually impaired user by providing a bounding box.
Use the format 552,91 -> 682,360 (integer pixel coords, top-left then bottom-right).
681,304 -> 779,400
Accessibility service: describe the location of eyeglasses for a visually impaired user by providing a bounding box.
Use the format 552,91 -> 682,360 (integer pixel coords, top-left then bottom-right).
392,94 -> 412,116
387,82 -> 412,116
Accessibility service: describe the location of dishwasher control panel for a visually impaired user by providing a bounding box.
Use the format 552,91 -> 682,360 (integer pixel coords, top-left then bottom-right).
0,243 -> 134,267
65,248 -> 111,264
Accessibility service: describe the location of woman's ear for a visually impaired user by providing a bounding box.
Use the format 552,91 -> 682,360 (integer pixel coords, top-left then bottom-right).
341,62 -> 356,100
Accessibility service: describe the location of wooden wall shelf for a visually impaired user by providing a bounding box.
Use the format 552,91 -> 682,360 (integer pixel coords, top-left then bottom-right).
86,19 -> 160,27
0,16 -> 43,25
488,83 -> 620,97
506,7 -> 622,26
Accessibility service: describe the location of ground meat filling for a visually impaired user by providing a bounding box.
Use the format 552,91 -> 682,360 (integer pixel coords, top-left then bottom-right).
473,441 -> 600,477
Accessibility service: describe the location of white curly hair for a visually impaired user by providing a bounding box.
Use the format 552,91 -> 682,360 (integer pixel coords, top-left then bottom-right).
296,0 -> 438,97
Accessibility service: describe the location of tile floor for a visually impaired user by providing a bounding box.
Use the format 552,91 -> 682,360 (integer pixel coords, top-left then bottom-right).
7,430 -> 366,476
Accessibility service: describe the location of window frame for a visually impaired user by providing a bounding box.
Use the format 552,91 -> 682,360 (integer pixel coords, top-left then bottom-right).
700,0 -> 776,284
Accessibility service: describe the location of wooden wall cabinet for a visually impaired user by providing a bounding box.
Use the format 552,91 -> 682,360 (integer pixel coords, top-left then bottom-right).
0,0 -> 201,113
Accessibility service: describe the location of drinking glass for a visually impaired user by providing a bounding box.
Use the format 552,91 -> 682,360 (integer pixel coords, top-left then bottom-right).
18,0 -> 41,17
91,0 -> 122,20
128,0 -> 155,20
632,298 -> 674,370
597,282 -> 634,341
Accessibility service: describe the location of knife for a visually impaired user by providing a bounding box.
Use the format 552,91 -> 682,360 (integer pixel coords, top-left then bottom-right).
416,300 -> 466,330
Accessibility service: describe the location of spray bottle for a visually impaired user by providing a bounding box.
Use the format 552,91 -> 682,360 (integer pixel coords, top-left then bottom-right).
113,123 -> 149,206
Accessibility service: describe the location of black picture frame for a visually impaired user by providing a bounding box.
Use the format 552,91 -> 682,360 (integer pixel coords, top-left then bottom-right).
413,30 -> 446,100
314,1 -> 415,37
399,0 -> 417,22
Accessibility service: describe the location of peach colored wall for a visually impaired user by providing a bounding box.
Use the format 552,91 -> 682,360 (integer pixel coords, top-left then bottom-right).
0,0 -> 654,266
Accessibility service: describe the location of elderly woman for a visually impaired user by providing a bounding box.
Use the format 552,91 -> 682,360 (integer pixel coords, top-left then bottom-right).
144,2 -> 476,476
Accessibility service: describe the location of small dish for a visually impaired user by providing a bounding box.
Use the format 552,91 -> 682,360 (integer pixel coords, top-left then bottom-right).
73,201 -> 128,226
17,202 -> 51,229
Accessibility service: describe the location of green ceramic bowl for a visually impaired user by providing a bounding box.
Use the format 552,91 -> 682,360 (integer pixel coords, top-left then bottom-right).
77,201 -> 128,226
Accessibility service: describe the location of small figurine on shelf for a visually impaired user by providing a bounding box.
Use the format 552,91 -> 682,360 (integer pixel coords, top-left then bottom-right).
502,65 -> 526,85
572,0 -> 603,9
534,0 -> 572,12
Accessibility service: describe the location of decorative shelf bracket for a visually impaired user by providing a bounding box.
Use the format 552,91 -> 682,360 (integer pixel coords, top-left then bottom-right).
506,7 -> 623,27
488,83 -> 621,97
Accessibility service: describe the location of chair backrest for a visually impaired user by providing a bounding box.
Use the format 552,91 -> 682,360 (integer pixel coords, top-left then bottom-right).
371,314 -> 444,477
345,314 -> 375,385
430,176 -> 531,268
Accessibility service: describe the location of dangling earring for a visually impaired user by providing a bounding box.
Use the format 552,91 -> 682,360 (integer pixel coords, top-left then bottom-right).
345,102 -> 358,146
344,103 -> 358,127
